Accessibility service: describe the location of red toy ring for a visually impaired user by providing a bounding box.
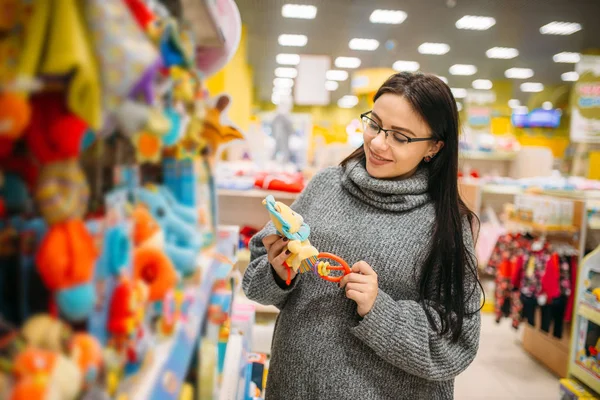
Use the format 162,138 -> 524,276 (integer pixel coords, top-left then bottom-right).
314,252 -> 351,283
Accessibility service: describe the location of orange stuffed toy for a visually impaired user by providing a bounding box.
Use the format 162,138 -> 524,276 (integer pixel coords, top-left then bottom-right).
201,95 -> 243,157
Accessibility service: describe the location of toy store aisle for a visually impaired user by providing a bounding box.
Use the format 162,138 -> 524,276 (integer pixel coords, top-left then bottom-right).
455,314 -> 558,399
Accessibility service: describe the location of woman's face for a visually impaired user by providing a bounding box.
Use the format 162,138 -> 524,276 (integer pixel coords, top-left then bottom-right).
363,93 -> 444,179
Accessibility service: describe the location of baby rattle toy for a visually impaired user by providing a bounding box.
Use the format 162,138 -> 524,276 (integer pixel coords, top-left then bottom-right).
262,195 -> 351,285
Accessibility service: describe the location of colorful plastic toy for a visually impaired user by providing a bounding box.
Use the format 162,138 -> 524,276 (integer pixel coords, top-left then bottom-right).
70,333 -> 103,387
262,195 -> 351,285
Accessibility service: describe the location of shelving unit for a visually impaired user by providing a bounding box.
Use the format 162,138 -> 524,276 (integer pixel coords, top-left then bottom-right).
218,188 -> 298,228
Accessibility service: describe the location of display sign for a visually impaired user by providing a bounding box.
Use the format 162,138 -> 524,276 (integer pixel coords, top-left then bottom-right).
295,55 -> 330,106
512,108 -> 562,128
570,55 -> 600,143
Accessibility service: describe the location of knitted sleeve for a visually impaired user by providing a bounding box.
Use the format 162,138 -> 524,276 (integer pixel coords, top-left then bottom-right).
242,168 -> 333,309
352,220 -> 481,381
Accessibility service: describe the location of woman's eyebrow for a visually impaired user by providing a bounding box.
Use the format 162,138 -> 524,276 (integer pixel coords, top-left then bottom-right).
372,111 -> 416,137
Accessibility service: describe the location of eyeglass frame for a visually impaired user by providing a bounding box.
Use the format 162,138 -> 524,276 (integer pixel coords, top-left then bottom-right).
360,111 -> 436,145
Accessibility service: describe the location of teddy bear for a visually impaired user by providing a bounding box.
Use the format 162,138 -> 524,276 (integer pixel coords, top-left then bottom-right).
262,195 -> 318,275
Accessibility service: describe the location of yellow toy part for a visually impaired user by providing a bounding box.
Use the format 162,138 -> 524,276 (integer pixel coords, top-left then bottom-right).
21,314 -> 72,352
201,95 -> 243,156
132,131 -> 163,163
170,66 -> 196,104
286,239 -> 319,273
593,288 -> 600,302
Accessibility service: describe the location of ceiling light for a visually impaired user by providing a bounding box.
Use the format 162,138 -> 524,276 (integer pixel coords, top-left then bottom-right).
393,60 -> 420,72
561,71 -> 579,82
451,88 -> 467,98
553,52 -> 581,63
273,77 -> 294,88
505,67 -> 534,79
349,38 -> 379,51
335,57 -> 361,69
278,34 -> 308,47
418,42 -> 450,55
273,87 -> 292,96
521,82 -> 544,93
369,9 -> 407,24
508,99 -> 520,108
326,70 -> 349,81
338,95 -> 359,108
272,93 -> 282,105
449,64 -> 477,76
275,67 -> 298,78
540,21 -> 582,35
325,80 -> 339,91
282,4 -> 317,19
542,101 -> 553,110
486,47 -> 519,59
456,15 -> 496,31
276,53 -> 300,65
437,76 -> 448,84
456,102 -> 463,112
472,79 -> 493,90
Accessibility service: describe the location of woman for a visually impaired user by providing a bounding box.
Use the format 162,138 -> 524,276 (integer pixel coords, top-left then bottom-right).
243,72 -> 482,399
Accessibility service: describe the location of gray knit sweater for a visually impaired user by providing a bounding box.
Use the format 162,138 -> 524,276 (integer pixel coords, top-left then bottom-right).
242,159 -> 481,399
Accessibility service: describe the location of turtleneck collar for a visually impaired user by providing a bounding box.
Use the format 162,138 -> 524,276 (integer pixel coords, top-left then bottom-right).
340,158 -> 430,212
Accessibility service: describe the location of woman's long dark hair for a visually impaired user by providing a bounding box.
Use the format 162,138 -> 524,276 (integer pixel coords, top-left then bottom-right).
341,72 -> 481,342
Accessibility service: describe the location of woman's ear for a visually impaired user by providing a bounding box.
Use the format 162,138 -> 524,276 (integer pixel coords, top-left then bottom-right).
429,140 -> 444,156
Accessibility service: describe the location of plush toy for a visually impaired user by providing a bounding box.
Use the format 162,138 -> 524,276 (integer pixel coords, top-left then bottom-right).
70,333 -> 103,387
134,187 -> 202,275
262,195 -> 351,284
201,95 -> 244,157
0,92 -> 31,140
95,224 -> 131,280
35,220 -> 98,321
21,314 -> 72,352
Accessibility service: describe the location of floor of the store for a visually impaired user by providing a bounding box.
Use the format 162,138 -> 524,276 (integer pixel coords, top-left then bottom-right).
455,313 -> 559,399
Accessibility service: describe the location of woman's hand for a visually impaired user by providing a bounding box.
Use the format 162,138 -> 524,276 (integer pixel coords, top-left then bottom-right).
340,261 -> 378,317
262,235 -> 295,282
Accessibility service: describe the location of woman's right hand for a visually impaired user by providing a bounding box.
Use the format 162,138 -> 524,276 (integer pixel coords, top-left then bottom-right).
262,235 -> 296,282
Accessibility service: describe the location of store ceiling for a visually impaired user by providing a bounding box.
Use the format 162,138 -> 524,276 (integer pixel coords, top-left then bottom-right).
236,0 -> 600,105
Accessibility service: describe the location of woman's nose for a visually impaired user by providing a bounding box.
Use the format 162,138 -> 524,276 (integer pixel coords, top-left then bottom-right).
370,131 -> 389,150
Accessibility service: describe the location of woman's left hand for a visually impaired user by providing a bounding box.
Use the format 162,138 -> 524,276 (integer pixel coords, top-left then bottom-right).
340,261 -> 378,317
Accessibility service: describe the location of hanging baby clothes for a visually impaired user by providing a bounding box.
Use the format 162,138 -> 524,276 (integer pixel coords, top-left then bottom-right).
540,254 -> 573,339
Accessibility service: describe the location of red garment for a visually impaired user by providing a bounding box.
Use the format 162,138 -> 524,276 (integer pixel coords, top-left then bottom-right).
564,257 -> 578,322
254,173 -> 304,193
540,253 -> 561,302
511,255 -> 524,289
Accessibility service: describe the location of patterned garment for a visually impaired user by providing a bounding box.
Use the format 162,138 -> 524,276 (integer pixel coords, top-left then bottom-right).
486,233 -> 530,276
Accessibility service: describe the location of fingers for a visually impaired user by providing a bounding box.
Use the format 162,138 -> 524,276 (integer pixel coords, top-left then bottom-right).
343,282 -> 369,293
345,289 -> 365,303
273,247 -> 291,267
262,234 -> 282,249
351,261 -> 376,276
339,272 -> 369,288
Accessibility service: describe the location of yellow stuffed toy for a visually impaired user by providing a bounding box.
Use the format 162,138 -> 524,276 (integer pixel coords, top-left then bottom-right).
201,95 -> 244,157
262,195 -> 318,276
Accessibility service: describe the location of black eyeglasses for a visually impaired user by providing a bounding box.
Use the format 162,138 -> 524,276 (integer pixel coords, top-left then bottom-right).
360,111 -> 435,148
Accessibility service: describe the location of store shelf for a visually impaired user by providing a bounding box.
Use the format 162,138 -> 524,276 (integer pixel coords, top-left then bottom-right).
459,151 -> 517,161
578,302 -> 600,327
218,188 -> 299,201
124,256 -> 220,400
570,362 -> 600,396
481,184 -> 522,196
507,218 -> 579,234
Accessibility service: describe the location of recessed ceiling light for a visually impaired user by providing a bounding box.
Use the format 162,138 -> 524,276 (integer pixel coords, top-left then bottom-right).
275,67 -> 298,78
282,4 -> 317,19
451,88 -> 467,98
273,87 -> 292,96
325,81 -> 339,91
508,99 -> 520,108
505,67 -> 534,79
521,82 -> 544,93
437,76 -> 449,84
472,79 -> 493,90
540,21 -> 582,35
456,15 -> 496,31
418,42 -> 450,55
326,70 -> 349,81
393,60 -> 420,72
449,64 -> 477,76
349,38 -> 379,51
561,71 -> 579,82
369,9 -> 407,24
486,47 -> 519,59
542,101 -> 553,110
273,77 -> 294,88
338,95 -> 359,108
553,52 -> 581,63
276,53 -> 300,65
335,57 -> 362,69
456,102 -> 463,112
278,34 -> 308,47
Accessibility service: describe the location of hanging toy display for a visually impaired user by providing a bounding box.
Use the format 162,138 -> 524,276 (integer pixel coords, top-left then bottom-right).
262,195 -> 352,285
